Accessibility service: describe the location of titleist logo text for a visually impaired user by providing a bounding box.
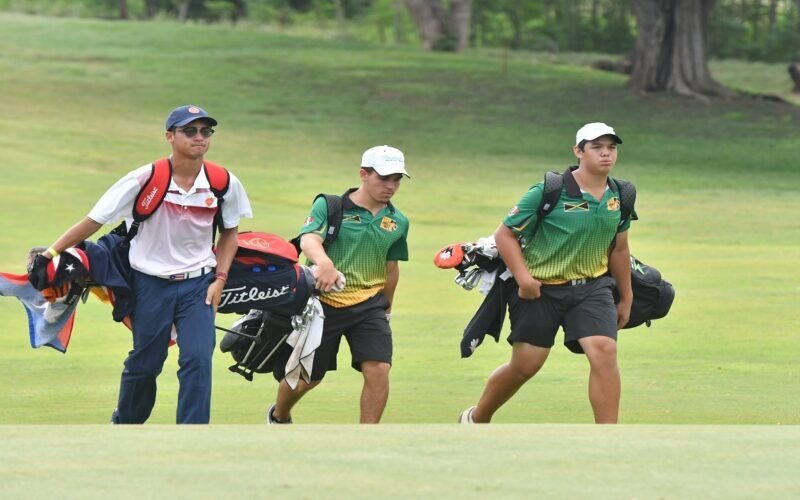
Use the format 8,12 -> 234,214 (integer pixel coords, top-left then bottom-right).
219,285 -> 290,308
141,187 -> 159,210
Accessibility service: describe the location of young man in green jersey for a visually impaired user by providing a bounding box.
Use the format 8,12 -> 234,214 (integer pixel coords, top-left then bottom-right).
460,123 -> 634,424
268,145 -> 410,424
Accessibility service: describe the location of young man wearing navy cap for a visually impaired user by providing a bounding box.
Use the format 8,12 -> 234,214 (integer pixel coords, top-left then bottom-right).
459,123 -> 635,424
267,145 -> 410,424
30,105 -> 252,424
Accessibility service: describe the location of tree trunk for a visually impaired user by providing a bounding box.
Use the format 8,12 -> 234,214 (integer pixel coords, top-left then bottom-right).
144,0 -> 157,19
403,0 -> 471,52
629,0 -> 727,99
333,0 -> 346,29
231,0 -> 246,23
790,62 -> 800,93
393,0 -> 407,44
177,0 -> 191,22
749,0 -> 762,41
450,0 -> 471,52
119,0 -> 128,19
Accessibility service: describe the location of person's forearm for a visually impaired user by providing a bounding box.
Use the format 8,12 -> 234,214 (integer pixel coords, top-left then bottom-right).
299,234 -> 332,266
494,224 -> 534,284
214,227 -> 239,274
47,217 -> 104,255
382,262 -> 399,309
609,245 -> 632,302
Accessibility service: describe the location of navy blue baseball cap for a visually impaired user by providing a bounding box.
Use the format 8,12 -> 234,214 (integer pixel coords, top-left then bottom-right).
165,105 -> 218,130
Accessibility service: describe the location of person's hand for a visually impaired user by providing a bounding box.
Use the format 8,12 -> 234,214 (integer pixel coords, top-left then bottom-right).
312,260 -> 344,292
27,253 -> 52,291
517,276 -> 542,300
616,298 -> 632,329
205,278 -> 226,313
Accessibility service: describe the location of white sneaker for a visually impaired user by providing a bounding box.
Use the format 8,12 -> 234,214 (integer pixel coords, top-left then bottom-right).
458,406 -> 476,424
266,403 -> 293,424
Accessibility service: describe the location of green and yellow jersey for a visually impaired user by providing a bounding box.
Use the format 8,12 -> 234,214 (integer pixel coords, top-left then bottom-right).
299,192 -> 409,307
503,169 -> 631,284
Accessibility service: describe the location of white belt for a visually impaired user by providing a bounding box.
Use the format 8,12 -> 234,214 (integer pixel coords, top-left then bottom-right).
156,266 -> 214,281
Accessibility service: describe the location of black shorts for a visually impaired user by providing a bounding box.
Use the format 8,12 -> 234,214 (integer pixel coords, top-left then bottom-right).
507,276 -> 617,354
272,293 -> 392,382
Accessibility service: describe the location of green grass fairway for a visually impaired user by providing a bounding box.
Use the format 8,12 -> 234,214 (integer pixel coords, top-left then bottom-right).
1,13 -> 799,428
1,425 -> 798,498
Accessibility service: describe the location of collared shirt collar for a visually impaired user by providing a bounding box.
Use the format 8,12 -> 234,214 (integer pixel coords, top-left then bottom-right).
563,165 -> 615,198
342,187 -> 396,213
167,156 -> 209,195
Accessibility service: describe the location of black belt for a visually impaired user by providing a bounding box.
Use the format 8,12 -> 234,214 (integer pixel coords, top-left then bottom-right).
544,276 -> 600,287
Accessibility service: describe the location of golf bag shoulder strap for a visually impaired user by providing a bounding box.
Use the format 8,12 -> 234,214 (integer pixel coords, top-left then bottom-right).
529,170 -> 563,236
132,158 -> 172,223
132,158 -> 230,221
611,177 -> 637,226
203,160 -> 231,198
291,192 -> 345,254
126,158 -> 230,243
202,160 -> 230,241
538,171 -> 563,218
321,192 -> 346,247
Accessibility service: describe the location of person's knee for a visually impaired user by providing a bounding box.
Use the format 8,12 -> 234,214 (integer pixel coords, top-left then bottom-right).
361,361 -> 391,383
583,337 -> 618,369
509,344 -> 549,380
509,359 -> 544,380
125,351 -> 168,377
286,378 -> 321,396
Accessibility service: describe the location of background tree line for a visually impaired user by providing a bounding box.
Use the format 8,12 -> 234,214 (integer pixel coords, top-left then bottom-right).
2,0 -> 798,64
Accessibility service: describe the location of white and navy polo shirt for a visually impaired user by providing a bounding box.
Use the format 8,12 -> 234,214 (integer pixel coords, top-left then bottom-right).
88,162 -> 252,276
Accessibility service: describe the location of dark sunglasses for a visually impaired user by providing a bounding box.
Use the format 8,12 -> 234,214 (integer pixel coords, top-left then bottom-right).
178,126 -> 215,138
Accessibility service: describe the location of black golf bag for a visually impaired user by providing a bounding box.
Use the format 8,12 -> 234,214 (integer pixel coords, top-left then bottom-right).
217,232 -> 316,381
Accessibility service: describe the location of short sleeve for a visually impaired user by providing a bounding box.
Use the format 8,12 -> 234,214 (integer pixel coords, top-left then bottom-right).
502,183 -> 545,237
298,196 -> 329,237
221,172 -> 253,228
386,221 -> 409,261
87,165 -> 150,225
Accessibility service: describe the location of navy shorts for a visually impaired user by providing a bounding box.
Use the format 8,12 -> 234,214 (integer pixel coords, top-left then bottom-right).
273,293 -> 392,382
507,276 -> 618,354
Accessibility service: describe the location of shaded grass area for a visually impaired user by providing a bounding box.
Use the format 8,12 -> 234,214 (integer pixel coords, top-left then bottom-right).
0,425 -> 799,499
0,14 -> 799,425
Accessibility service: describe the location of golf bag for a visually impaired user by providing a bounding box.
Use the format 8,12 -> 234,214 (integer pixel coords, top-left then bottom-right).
217,232 -> 311,315
217,232 -> 317,381
614,256 -> 674,329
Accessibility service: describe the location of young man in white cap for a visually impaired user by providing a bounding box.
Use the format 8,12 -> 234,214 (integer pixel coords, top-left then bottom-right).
459,123 -> 634,424
268,145 -> 410,424
29,105 -> 252,424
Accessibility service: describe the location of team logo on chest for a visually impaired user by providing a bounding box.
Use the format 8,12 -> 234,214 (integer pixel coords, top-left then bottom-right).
343,214 -> 362,224
380,216 -> 398,232
564,201 -> 589,212
607,197 -> 620,211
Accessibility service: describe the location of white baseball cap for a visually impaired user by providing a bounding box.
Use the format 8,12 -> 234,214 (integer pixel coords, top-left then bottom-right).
361,145 -> 410,178
575,122 -> 622,146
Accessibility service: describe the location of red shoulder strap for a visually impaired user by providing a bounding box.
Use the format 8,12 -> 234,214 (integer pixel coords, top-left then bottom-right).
132,158 -> 171,222
203,161 -> 230,196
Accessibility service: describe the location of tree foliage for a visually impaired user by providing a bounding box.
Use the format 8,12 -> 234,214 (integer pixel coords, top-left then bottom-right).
1,0 -> 798,63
